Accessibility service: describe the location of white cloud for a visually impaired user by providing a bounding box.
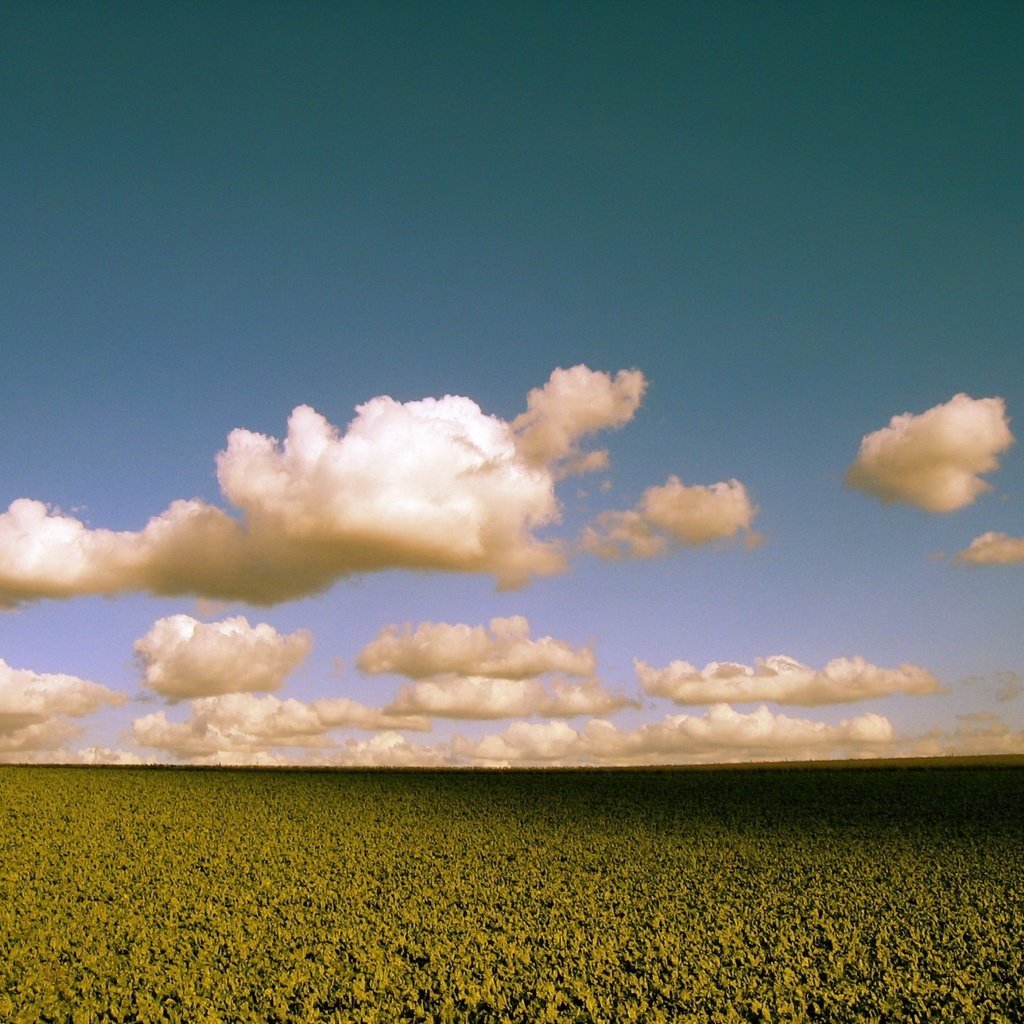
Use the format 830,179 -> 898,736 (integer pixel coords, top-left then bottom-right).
134,615 -> 312,699
360,615 -> 633,720
955,531 -> 1024,565
511,365 -> 647,475
582,476 -> 758,559
357,615 -> 596,679
636,654 -> 942,706
131,692 -> 430,761
0,659 -> 125,760
845,394 -> 1014,512
314,731 -> 450,768
453,719 -> 581,764
0,367 -> 653,608
383,674 -> 634,720
385,676 -> 545,719
454,704 -> 895,765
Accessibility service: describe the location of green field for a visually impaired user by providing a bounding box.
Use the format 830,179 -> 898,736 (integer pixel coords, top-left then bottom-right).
1,763 -> 1022,1023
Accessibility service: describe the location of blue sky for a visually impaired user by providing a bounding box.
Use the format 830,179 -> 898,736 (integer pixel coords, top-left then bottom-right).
1,2 -> 1021,764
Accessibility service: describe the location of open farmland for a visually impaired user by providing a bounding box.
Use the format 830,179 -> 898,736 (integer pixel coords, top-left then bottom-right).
1,763 -> 1022,1023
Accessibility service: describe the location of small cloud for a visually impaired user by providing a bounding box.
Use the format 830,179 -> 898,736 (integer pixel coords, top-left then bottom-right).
845,394 -> 1014,512
994,672 -> 1023,703
635,654 -> 942,706
357,615 -> 596,680
582,476 -> 758,559
511,365 -> 646,475
954,531 -> 1024,565
134,615 -> 312,699
383,674 -> 636,720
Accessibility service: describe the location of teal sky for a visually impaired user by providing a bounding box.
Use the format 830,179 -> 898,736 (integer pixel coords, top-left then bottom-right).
1,2 -> 1021,765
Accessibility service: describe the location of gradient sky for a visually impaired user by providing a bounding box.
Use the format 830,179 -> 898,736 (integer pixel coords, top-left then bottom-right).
2,2 -> 1022,765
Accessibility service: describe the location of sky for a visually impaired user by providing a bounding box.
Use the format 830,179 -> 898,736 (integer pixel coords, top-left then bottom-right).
1,1 -> 1022,766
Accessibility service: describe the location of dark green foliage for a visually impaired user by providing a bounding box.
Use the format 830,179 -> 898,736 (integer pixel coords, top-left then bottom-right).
1,766 -> 1022,1023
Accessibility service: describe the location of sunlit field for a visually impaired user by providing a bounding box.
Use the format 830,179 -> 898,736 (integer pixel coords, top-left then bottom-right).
2,761 -> 1022,1023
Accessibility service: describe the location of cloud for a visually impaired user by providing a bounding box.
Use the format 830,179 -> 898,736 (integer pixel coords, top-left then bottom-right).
0,659 -> 125,759
454,719 -> 582,763
130,691 -> 430,761
134,615 -> 312,699
357,615 -> 596,679
360,615 -> 634,720
845,394 -> 1014,512
954,531 -> 1024,565
636,654 -> 942,706
383,674 -> 634,720
0,366 -> 653,608
314,731 -> 450,768
582,476 -> 758,559
511,365 -> 647,475
453,704 -> 895,765
899,714 -> 1024,759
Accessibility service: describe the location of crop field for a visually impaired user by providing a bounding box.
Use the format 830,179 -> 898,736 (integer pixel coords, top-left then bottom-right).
1,763 -> 1022,1023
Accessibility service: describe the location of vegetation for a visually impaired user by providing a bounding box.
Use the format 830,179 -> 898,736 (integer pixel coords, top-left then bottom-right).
1,764 -> 1021,1023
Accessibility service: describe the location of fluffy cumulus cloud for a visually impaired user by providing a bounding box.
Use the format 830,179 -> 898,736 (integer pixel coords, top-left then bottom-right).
511,365 -> 646,475
845,394 -> 1014,512
134,615 -> 312,699
582,476 -> 758,559
383,675 -> 633,720
357,615 -> 596,679
0,659 -> 125,760
955,531 -> 1024,565
131,692 -> 430,762
360,615 -> 634,720
0,367 -> 651,608
454,705 -> 895,765
636,654 -> 942,706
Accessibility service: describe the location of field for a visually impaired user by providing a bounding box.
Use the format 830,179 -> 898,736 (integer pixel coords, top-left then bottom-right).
1,762 -> 1022,1023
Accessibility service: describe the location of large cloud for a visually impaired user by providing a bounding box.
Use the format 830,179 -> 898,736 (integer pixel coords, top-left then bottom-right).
134,615 -> 312,699
636,654 -> 941,706
0,366 -> 651,608
453,704 -> 895,765
582,476 -> 758,559
357,615 -> 596,679
955,531 -> 1024,565
845,394 -> 1014,512
0,659 -> 125,759
131,691 -> 430,761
